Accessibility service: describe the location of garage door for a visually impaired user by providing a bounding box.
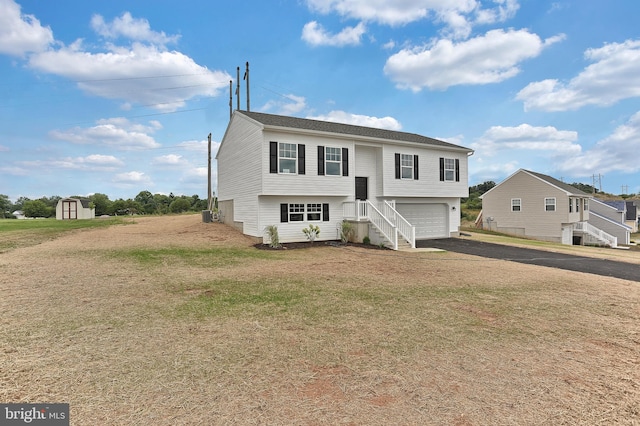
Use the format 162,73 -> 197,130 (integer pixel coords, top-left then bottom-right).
396,203 -> 448,239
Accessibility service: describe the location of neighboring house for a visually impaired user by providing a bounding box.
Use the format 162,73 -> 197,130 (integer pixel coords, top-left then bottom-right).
216,110 -> 473,248
589,199 -> 631,245
480,169 -> 618,247
12,210 -> 25,219
55,198 -> 95,220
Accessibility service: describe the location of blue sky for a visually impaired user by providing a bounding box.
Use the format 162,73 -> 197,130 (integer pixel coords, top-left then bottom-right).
1,0 -> 640,202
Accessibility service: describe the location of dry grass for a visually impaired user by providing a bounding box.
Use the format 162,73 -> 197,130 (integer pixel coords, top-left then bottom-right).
1,215 -> 639,425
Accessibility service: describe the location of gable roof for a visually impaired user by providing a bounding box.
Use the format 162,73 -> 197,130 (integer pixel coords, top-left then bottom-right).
238,110 -> 472,152
525,170 -> 590,197
482,169 -> 591,198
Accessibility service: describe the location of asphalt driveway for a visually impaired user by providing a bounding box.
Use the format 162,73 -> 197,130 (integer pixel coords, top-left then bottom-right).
418,238 -> 640,282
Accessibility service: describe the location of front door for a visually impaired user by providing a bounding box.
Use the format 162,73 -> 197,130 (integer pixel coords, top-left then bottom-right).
355,177 -> 368,200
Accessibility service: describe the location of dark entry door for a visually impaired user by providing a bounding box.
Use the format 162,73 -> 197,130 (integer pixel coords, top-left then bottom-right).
355,177 -> 368,200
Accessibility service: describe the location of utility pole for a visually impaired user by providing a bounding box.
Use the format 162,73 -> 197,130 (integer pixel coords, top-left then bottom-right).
236,67 -> 240,111
229,80 -> 233,119
207,133 -> 213,212
621,185 -> 629,194
243,61 -> 250,111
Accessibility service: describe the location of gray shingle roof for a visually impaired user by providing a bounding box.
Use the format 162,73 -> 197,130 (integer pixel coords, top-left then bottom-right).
239,110 -> 472,152
525,170 -> 590,196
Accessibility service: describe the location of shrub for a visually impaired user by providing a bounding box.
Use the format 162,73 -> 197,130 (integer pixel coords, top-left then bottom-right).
362,235 -> 370,245
264,225 -> 280,248
302,224 -> 320,243
340,220 -> 355,243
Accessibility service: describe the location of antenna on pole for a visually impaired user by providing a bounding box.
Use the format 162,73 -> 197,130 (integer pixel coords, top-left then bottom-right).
236,66 -> 240,111
229,80 -> 233,119
243,62 -> 250,111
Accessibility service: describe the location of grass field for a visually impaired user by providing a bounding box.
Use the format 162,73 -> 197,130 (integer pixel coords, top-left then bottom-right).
1,215 -> 638,425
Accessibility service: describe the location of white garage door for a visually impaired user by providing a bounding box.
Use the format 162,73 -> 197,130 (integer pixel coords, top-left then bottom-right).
396,203 -> 448,239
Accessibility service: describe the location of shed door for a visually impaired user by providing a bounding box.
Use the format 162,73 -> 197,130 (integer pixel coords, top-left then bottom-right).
396,203 -> 448,239
63,200 -> 77,220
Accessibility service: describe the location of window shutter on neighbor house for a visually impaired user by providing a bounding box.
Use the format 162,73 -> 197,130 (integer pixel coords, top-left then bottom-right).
298,144 -> 305,175
323,203 -> 329,221
395,153 -> 401,179
280,204 -> 288,222
414,155 -> 419,180
439,157 -> 445,181
342,148 -> 349,176
455,158 -> 460,182
317,146 -> 325,175
270,142 -> 278,174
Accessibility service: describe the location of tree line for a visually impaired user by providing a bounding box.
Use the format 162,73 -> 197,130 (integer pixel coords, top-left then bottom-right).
0,191 -> 213,219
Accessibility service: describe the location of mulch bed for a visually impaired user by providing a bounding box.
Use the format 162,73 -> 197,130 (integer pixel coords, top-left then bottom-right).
254,240 -> 388,250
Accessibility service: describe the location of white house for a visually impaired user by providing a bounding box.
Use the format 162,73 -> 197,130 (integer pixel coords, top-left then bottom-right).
216,111 -> 473,249
56,198 -> 95,220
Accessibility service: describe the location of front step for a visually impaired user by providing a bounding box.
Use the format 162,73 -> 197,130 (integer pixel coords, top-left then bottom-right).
369,225 -> 412,250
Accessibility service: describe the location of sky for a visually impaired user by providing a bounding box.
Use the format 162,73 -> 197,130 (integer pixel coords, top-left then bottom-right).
1,0 -> 640,202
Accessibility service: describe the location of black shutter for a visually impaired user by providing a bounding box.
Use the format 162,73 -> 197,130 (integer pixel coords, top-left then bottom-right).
317,146 -> 324,175
414,155 -> 419,180
439,157 -> 445,181
455,159 -> 460,182
280,204 -> 288,222
322,203 -> 329,221
395,153 -> 401,179
269,142 -> 278,174
298,144 -> 305,175
342,148 -> 349,176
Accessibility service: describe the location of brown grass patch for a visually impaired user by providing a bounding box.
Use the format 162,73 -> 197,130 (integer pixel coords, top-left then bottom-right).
1,215 -> 639,425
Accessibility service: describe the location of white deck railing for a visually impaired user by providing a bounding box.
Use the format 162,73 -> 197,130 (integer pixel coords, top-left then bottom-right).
573,221 -> 617,247
343,200 -> 415,250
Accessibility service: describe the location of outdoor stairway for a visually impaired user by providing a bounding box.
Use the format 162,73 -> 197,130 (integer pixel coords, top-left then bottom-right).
343,200 -> 416,250
573,221 -> 617,248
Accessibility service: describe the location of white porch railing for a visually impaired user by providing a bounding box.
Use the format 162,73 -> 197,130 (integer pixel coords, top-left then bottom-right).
343,200 -> 415,250
382,201 -> 416,248
573,221 -> 617,247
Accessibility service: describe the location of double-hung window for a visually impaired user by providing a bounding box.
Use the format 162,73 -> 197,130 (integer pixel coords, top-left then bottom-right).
569,198 -> 573,213
325,147 -> 341,176
269,142 -> 305,174
394,153 -> 419,180
401,154 -> 414,179
279,143 -> 297,174
281,203 -> 329,222
511,198 -> 521,212
545,197 -> 556,212
288,203 -> 304,221
439,157 -> 459,182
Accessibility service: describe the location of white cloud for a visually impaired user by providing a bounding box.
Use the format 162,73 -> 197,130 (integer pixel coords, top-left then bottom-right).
261,94 -> 307,115
113,171 -> 153,186
178,140 -> 210,154
152,154 -> 187,166
472,124 -> 581,157
0,144 -> 9,152
29,42 -> 230,112
0,0 -> 53,56
385,29 -> 563,91
306,110 -> 402,130
517,39 -> 640,111
302,21 -> 366,46
91,12 -> 180,46
304,0 -> 519,34
50,118 -> 161,150
556,111 -> 640,175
